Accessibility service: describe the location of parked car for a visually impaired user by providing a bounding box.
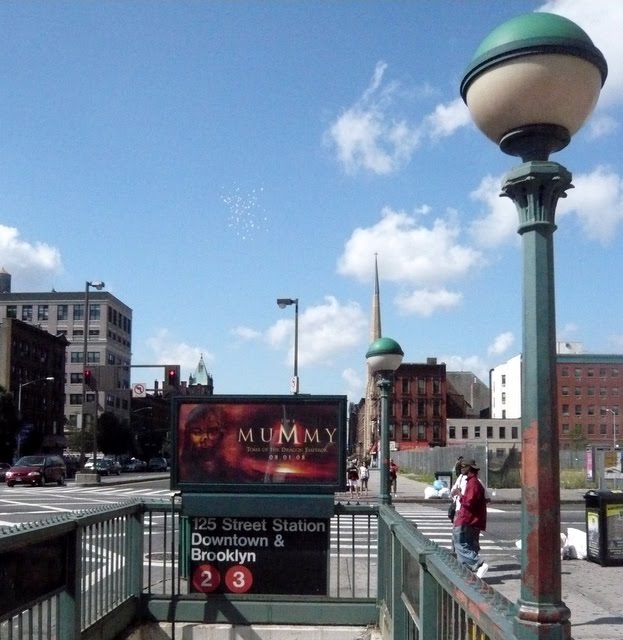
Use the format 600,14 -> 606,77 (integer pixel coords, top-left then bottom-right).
103,457 -> 122,475
0,462 -> 11,482
148,457 -> 168,472
122,458 -> 146,472
6,455 -> 67,487
95,459 -> 121,476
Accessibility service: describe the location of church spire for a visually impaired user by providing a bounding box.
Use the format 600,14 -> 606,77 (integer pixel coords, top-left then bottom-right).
370,253 -> 382,343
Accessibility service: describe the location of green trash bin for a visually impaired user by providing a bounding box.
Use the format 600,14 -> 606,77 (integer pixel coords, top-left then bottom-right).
584,489 -> 623,566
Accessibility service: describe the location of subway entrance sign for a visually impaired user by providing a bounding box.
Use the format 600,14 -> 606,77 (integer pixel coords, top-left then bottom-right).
188,515 -> 329,595
172,395 -> 346,597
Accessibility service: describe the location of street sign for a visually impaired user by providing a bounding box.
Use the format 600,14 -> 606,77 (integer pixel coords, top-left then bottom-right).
132,383 -> 146,398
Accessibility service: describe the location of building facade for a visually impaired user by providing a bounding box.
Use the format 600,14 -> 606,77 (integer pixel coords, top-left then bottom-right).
0,318 -> 68,454
490,349 -> 623,449
447,417 -> 521,458
0,278 -> 133,446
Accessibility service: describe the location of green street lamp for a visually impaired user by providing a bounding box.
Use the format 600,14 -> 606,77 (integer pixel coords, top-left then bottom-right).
461,12 -> 607,640
366,337 -> 404,506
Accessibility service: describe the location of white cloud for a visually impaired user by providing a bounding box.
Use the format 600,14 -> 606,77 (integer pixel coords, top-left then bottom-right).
556,166 -> 623,243
0,224 -> 63,285
342,367 -> 364,401
468,174 -> 518,248
488,332 -> 514,356
587,114 -> 619,140
395,287 -> 462,317
145,328 -> 214,378
324,61 -> 420,175
231,325 -> 262,341
441,354 -> 491,383
424,98 -> 471,140
338,207 -> 483,286
266,296 -> 367,367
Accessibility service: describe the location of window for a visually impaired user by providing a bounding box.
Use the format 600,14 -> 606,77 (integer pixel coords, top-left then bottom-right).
418,399 -> 426,416
562,404 -> 570,416
613,387 -> 620,397
588,423 -> 595,435
501,392 -> 506,404
587,368 -> 594,378
574,368 -> 582,379
21,305 -> 33,321
37,305 -> 49,321
487,426 -> 493,438
499,427 -> 506,439
432,379 -> 441,394
587,405 -> 595,416
388,423 -> 394,439
511,426 -> 518,439
57,305 -> 68,321
600,387 -> 607,398
502,410 -> 506,419
432,400 -> 441,417
417,423 -> 426,440
449,426 -> 456,439
562,386 -> 569,396
401,378 -> 409,394
89,329 -> 100,338
462,426 -> 468,439
70,352 -> 83,364
474,426 -> 481,439
501,374 -> 506,386
432,422 -> 441,440
87,352 -> 101,364
575,405 -> 582,416
600,368 -> 607,378
561,367 -> 569,377
402,400 -> 410,417
401,423 -> 410,440
587,386 -> 595,397
561,423 -> 570,435
575,387 -> 581,397
417,379 -> 426,395
614,368 -> 620,378
600,423 -> 607,435
70,373 -> 82,384
89,304 -> 101,321
69,394 -> 82,405
73,304 -> 84,321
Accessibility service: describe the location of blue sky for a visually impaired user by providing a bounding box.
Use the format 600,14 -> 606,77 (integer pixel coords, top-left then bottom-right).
2,1 -> 623,402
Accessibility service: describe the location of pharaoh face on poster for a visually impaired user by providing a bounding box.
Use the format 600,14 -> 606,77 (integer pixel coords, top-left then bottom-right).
173,396 -> 345,493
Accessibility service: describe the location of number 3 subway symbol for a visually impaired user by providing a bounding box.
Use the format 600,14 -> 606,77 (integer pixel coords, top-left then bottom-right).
225,565 -> 253,593
192,564 -> 221,593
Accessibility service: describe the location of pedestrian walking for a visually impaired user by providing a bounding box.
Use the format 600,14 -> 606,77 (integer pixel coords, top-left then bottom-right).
451,459 -> 488,578
359,461 -> 370,496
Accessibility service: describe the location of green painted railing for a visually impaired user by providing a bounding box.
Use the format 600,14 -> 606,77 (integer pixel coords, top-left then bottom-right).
0,498 -> 517,639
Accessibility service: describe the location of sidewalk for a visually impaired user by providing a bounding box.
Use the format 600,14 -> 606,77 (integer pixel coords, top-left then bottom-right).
352,469 -> 623,640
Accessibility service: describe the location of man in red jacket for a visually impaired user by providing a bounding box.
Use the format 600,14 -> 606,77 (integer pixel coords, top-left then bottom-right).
451,459 -> 488,579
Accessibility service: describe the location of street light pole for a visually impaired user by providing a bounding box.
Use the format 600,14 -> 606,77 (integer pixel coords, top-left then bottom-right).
276,298 -> 299,394
366,337 -> 404,505
461,12 -> 607,640
605,408 -> 617,449
81,280 -> 105,474
17,376 -> 54,459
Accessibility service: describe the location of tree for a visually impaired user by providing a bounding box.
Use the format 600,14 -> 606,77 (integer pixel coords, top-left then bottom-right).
97,412 -> 132,456
0,386 -> 18,461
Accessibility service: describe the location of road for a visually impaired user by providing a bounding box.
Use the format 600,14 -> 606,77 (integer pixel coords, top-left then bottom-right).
0,474 -> 172,526
0,476 -> 586,562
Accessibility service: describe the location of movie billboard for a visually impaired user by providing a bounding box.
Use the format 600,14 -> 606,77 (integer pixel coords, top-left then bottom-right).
172,395 -> 346,494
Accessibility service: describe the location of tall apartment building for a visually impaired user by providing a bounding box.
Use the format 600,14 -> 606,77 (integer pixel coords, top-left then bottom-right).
0,272 -> 133,442
490,348 -> 623,449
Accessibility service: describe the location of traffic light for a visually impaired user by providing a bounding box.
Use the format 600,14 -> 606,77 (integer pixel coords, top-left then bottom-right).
164,365 -> 180,392
84,369 -> 95,389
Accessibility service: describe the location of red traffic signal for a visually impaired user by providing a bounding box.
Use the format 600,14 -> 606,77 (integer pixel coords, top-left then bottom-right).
164,365 -> 180,391
84,369 -> 95,389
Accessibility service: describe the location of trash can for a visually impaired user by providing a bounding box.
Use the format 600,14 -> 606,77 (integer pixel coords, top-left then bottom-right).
584,489 -> 623,566
434,471 -> 452,491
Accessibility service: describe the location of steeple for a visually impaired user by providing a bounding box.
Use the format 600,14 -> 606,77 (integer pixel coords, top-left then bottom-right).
188,354 -> 212,387
363,255 -> 383,460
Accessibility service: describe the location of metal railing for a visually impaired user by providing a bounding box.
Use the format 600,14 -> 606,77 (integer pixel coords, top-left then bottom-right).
0,498 -> 518,639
